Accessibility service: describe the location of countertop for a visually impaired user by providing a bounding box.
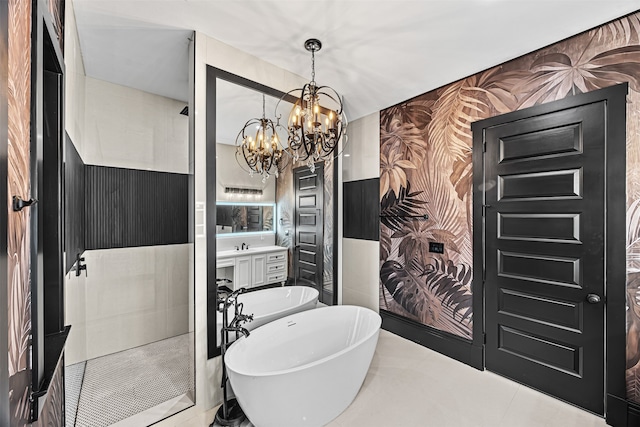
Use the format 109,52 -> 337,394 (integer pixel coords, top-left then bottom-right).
216,245 -> 288,259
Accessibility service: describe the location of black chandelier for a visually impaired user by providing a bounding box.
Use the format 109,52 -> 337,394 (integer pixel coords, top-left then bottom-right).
235,94 -> 288,182
276,38 -> 347,173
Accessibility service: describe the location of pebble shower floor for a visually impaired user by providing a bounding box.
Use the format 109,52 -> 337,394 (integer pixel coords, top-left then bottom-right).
65,333 -> 194,427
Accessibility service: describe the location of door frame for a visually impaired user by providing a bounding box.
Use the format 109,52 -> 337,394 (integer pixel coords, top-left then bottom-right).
471,83 -> 628,424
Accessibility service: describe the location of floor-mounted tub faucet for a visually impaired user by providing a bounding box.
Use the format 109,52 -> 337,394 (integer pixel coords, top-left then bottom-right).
217,286 -> 253,425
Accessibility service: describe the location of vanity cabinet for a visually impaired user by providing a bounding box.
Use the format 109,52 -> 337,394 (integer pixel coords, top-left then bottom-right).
251,254 -> 267,287
217,246 -> 288,290
266,251 -> 287,284
234,256 -> 251,288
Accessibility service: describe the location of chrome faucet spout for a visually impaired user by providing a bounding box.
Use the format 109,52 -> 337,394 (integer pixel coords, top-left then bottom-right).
226,326 -> 250,338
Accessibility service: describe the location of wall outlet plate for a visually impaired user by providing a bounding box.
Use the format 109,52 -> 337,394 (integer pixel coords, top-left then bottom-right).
429,242 -> 444,254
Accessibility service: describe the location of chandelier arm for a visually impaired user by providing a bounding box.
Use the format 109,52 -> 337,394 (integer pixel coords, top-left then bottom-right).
318,126 -> 349,161
274,88 -> 303,121
242,149 -> 259,169
235,150 -> 257,174
235,117 -> 260,143
314,87 -> 345,114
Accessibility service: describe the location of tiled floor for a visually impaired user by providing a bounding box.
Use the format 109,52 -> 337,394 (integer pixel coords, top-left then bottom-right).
65,361 -> 86,427
158,329 -> 607,427
68,334 -> 194,427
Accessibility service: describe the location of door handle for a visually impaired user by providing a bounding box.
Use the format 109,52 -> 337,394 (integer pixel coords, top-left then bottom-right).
586,293 -> 601,304
12,196 -> 37,212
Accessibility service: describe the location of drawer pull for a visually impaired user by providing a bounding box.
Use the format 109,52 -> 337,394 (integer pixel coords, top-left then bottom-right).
268,254 -> 285,261
267,274 -> 286,283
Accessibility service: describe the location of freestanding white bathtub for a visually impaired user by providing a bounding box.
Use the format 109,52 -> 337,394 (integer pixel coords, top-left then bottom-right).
225,305 -> 381,427
217,286 -> 319,344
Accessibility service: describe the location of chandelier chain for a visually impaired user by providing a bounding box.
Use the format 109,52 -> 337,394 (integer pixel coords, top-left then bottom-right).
311,49 -> 316,85
262,93 -> 266,118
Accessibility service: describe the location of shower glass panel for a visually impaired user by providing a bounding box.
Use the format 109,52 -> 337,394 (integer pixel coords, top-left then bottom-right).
63,11 -> 195,427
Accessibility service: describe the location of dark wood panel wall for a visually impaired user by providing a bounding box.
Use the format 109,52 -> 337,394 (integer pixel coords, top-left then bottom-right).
85,165 -> 189,250
343,178 -> 380,241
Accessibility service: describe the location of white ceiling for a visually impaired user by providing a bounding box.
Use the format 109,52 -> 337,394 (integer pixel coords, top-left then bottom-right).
73,0 -> 640,121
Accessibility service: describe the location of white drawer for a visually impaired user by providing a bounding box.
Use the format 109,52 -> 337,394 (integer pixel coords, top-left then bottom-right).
267,252 -> 287,263
217,258 -> 234,268
267,262 -> 286,273
267,273 -> 287,283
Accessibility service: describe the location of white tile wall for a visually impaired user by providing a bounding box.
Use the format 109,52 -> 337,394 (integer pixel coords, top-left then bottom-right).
216,143 -> 276,202
65,269 -> 88,363
343,112 -> 380,182
65,244 -> 191,365
64,0 -> 86,157
83,77 -> 189,173
341,113 -> 381,313
193,34 -> 213,410
342,238 -> 380,312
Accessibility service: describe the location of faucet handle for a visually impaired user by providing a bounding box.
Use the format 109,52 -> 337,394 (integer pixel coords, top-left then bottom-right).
235,313 -> 254,324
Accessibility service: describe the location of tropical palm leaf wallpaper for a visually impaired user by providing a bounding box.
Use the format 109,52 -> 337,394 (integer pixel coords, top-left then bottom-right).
8,0 -> 32,425
379,10 -> 640,402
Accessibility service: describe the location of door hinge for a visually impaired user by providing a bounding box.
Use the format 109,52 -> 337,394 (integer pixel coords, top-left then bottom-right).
482,140 -> 486,152
483,333 -> 487,345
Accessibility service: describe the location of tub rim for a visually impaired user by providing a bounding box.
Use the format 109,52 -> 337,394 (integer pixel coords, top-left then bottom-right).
216,286 -> 319,327
237,285 -> 319,320
225,305 -> 381,378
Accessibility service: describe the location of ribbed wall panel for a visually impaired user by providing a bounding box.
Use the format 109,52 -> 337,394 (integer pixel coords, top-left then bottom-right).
85,166 -> 188,250
64,135 -> 85,272
344,178 -> 379,241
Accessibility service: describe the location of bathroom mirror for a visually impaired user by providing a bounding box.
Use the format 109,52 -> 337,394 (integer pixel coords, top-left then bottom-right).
216,202 -> 275,234
207,67 -> 296,358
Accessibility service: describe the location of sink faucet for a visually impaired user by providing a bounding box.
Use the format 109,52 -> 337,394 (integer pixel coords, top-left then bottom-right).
241,242 -> 247,250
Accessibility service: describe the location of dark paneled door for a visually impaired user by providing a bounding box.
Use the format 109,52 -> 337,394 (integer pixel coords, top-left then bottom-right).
294,164 -> 324,298
483,101 -> 606,414
246,206 -> 263,231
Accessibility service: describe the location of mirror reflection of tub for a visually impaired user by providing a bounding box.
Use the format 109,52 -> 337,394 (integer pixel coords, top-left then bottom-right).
216,286 -> 319,344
